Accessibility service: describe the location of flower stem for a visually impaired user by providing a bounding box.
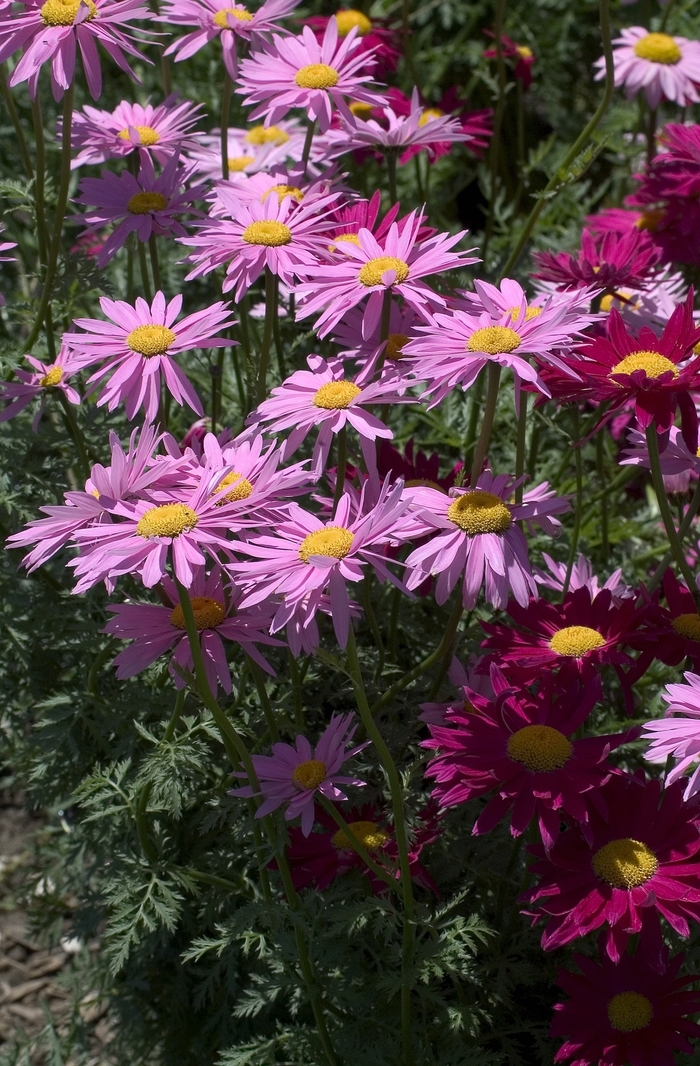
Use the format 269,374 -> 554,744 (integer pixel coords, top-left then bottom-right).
138,239 -> 153,303
257,268 -> 277,405
481,0 -> 508,264
646,105 -> 657,166
0,64 -> 33,180
647,476 -> 700,594
148,233 -> 162,293
247,655 -> 279,742
221,71 -> 232,181
562,406 -> 584,598
29,95 -> 48,268
316,795 -> 398,892
514,391 -> 528,505
470,362 -> 501,484
386,149 -> 399,205
57,391 -> 90,482
301,118 -> 316,175
645,424 -> 700,603
331,425 -> 347,518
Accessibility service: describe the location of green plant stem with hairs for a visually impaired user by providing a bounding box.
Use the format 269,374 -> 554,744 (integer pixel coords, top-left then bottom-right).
645,424 -> 700,605
481,0 -> 508,264
138,239 -> 153,303
148,233 -> 162,293
562,406 -> 584,598
470,362 -> 501,484
646,476 -> 700,595
514,392 -> 528,504
257,268 -> 277,404
331,425 -> 347,518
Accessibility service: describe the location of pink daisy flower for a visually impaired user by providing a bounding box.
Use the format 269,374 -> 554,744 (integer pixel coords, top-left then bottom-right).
161,0 -> 298,81
294,209 -> 475,338
383,86 -> 492,163
403,472 -> 569,610
642,670 -> 700,801
104,565 -> 283,696
73,152 -> 206,268
68,96 -> 204,168
330,301 -> 423,384
532,228 -> 661,294
0,0 -> 151,100
0,344 -> 81,430
303,9 -> 401,76
185,126 -> 298,180
236,20 -> 385,133
231,712 -> 367,836
63,291 -> 234,423
535,553 -> 634,603
630,572 -> 700,679
622,424 -> 700,497
594,27 -> 700,109
208,164 -> 337,216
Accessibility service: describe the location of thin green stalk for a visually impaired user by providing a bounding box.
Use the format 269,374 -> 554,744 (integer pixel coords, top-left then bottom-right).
134,789 -> 158,863
562,407 -> 584,598
221,72 -> 232,181
331,425 -> 347,518
127,233 -> 135,303
164,688 -> 187,742
248,656 -> 279,742
301,118 -> 316,174
470,362 -> 501,484
514,391 -> 528,505
464,367 -> 486,464
231,341 -> 246,410
210,354 -> 223,435
148,233 -> 162,293
257,269 -> 276,405
400,0 -> 419,87
186,869 -> 244,892
30,96 -> 48,268
362,575 -> 386,682
596,431 -> 609,559
647,477 -> 700,594
288,649 -> 306,731
316,794 -> 398,892
138,240 -> 153,303
645,424 -> 700,603
0,64 -> 33,179
481,0 -> 508,263
58,391 -> 90,482
660,0 -> 677,31
646,106 -> 657,166
149,0 -> 172,95
386,149 -> 398,205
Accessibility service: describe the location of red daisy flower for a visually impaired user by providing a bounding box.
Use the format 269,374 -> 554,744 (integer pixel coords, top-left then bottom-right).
483,32 -> 535,88
551,945 -> 700,1066
423,665 -> 635,850
524,770 -> 700,965
532,227 -> 661,293
630,570 -> 700,677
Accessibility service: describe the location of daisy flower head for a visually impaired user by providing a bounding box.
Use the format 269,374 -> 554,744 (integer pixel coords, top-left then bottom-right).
69,97 -> 204,168
231,713 -> 368,836
294,209 -> 476,339
595,273 -> 689,331
532,228 -> 661,294
162,0 -> 298,80
325,189 -> 436,252
524,770 -> 700,964
236,20 -> 386,133
404,472 -> 569,611
642,669 -> 700,801
104,565 -> 283,696
63,291 -> 234,423
0,0 -> 151,100
303,8 -> 401,76
0,344 -> 81,430
185,126 -> 298,180
551,947 -> 700,1066
330,302 -> 423,384
484,32 -> 535,88
595,27 -> 700,108
209,164 -> 337,216
535,553 -> 634,604
390,86 -> 493,164
621,425 -> 700,497
424,665 -> 634,850
74,152 -> 206,267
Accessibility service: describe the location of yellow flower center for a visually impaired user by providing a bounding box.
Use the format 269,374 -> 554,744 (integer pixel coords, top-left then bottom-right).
600,290 -> 641,313
118,125 -> 160,146
126,324 -> 176,357
136,503 -> 199,539
592,838 -> 659,889
40,366 -> 64,387
313,380 -> 361,409
633,32 -> 681,65
292,759 -> 327,790
241,220 -> 292,246
333,232 -> 361,245
610,350 -> 678,380
245,125 -> 289,146
636,208 -> 665,232
607,992 -> 654,1033
228,155 -> 254,171
215,471 -> 254,503
506,724 -> 573,773
516,45 -> 533,58
213,6 -> 253,27
467,326 -> 521,354
298,527 -> 355,563
262,184 -> 304,204
358,256 -> 410,287
331,820 -> 390,850
335,9 -> 372,36
507,305 -> 542,321
672,613 -> 700,641
418,107 -> 445,127
386,333 -> 409,359
169,596 -> 226,631
295,63 -> 339,89
549,625 -> 606,657
127,191 -> 168,215
41,0 -> 96,25
349,101 -> 373,119
447,490 -> 512,535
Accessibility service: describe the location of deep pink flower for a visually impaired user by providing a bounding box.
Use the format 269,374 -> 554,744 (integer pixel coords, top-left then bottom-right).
594,27 -> 700,108
231,713 -> 367,835
0,344 -> 81,429
532,228 -> 661,293
326,189 -> 435,247
628,124 -> 700,267
484,32 -> 535,87
303,9 -> 401,75
377,438 -> 460,494
69,96 -> 204,168
643,669 -> 700,801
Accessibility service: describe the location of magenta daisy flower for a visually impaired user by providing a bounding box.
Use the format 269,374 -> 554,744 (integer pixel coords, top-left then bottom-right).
73,152 -> 206,267
642,670 -> 700,801
104,565 -> 283,696
63,291 -> 234,423
0,344 -> 81,430
326,190 -> 436,250
424,666 -> 634,849
535,553 -> 633,604
532,228 -> 661,294
69,96 -> 204,168
236,20 -> 385,133
0,0 -> 151,100
294,209 -> 475,338
524,770 -> 700,964
161,0 -> 298,81
551,947 -> 700,1066
231,713 -> 367,836
632,571 -> 700,678
594,27 -> 700,108
303,9 -> 401,76
404,472 -> 569,610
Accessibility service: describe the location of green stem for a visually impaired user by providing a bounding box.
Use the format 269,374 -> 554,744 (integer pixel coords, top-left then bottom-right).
164,688 -> 187,742
316,795 -> 398,892
148,233 -> 162,293
562,407 -> 583,598
257,268 -> 276,405
374,289 -> 393,377
248,656 -> 279,742
288,650 -> 306,732
481,0 -> 508,264
138,240 -> 153,303
464,367 -> 486,464
0,64 -> 33,179
58,391 -> 90,482
514,391 -> 528,505
331,425 -> 347,518
646,106 -> 657,166
185,868 -> 244,892
210,355 -> 222,435
596,431 -> 609,559
362,575 -> 386,683
135,789 -> 158,863
221,71 -> 232,181
386,149 -> 398,205
647,477 -> 700,595
301,118 -> 316,175
30,95 -> 48,268
470,362 -> 501,484
645,424 -> 700,603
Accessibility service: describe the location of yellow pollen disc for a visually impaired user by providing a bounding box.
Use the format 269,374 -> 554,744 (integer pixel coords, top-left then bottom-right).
447,490 -> 512,535
335,9 -> 372,36
241,220 -> 292,246
213,6 -> 253,27
633,32 -> 681,65
592,838 -> 659,889
467,326 -> 521,355
127,191 -> 168,215
295,63 -> 339,89
358,256 -> 410,287
298,526 -> 355,563
506,725 -> 573,773
695,343 -> 700,357
672,613 -> 700,641
331,820 -> 390,851
245,124 -> 289,146
600,290 -> 638,313
349,100 -> 373,119
40,0 -> 96,25
228,155 -> 254,171
636,208 -> 665,232
607,992 -> 654,1033
118,125 -> 160,146
418,107 -> 445,127
386,332 -> 409,359
262,184 -> 304,204
313,380 -> 361,409
40,366 -> 63,387
292,759 -> 327,790
215,471 -> 254,503
136,503 -> 198,539
508,305 -> 542,321
549,625 -> 606,657
126,324 -> 176,357
333,232 -> 361,245
611,350 -> 678,380
169,596 -> 226,631
516,45 -> 533,58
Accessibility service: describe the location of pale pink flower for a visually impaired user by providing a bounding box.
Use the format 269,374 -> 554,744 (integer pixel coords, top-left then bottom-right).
594,27 -> 700,108
535,553 -> 635,603
592,272 -> 688,330
621,426 -> 700,495
330,301 -> 423,384
0,344 -> 81,429
185,127 -> 294,180
68,96 -> 204,168
643,671 -> 700,799
208,165 -> 339,216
